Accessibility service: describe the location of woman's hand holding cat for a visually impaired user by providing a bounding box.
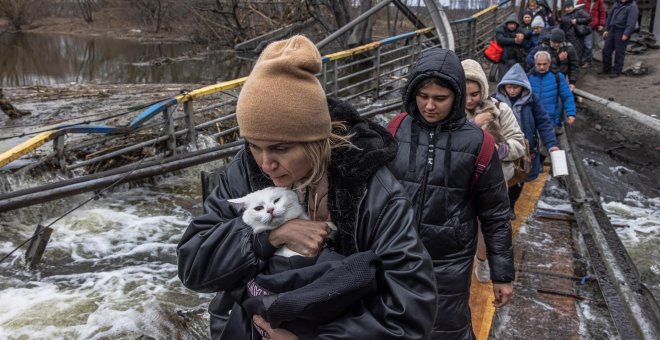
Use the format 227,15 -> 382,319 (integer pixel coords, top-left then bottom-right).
474,113 -> 494,127
268,219 -> 329,257
252,315 -> 297,340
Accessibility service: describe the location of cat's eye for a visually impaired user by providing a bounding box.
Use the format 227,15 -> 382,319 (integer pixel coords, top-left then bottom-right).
274,197 -> 280,203
254,206 -> 264,211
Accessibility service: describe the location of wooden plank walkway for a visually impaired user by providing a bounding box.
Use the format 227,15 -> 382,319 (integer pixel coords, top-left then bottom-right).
470,168 -> 579,339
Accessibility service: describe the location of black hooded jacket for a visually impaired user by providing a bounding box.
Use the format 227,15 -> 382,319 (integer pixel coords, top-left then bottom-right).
496,13 -> 529,63
177,97 -> 437,339
387,48 -> 514,339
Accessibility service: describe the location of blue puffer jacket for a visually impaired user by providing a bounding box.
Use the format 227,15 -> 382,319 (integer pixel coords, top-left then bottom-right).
527,68 -> 576,126
495,64 -> 558,181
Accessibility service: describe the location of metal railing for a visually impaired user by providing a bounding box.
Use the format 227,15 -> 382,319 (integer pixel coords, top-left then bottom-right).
0,27 -> 444,212
450,0 -> 515,61
0,1 -> 519,210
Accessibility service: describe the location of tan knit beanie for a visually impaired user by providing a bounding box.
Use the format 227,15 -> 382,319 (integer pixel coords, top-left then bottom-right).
236,35 -> 331,142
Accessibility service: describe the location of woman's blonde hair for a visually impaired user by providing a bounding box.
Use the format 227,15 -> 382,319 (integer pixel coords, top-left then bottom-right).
297,121 -> 355,190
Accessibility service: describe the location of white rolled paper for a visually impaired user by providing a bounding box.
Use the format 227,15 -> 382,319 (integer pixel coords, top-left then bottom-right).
551,150 -> 569,177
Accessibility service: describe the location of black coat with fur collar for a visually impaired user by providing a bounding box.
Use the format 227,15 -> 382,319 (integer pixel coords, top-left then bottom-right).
177,97 -> 437,339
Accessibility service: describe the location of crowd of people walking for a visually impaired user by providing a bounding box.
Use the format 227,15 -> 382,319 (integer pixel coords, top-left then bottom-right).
175,1 -> 642,340
496,0 -> 638,81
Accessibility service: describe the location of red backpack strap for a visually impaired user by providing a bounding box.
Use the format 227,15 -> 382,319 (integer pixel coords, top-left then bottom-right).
471,129 -> 495,190
387,112 -> 408,136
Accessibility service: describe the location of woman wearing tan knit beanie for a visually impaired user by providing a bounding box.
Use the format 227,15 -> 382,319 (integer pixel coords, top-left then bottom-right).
177,35 -> 437,339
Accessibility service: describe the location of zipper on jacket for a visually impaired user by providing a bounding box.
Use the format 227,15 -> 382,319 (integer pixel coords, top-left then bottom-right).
353,188 -> 368,252
416,130 -> 437,223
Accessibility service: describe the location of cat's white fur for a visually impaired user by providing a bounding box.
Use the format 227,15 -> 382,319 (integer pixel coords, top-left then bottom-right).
228,187 -> 336,257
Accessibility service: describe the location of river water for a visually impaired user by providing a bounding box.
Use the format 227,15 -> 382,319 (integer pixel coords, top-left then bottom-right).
1,32 -> 659,338
0,157 -> 221,338
0,33 -> 253,86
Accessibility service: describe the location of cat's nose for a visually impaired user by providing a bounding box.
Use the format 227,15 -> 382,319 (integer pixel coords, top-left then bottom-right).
267,207 -> 274,214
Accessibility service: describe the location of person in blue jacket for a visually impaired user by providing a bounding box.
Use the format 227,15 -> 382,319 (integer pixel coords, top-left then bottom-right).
602,0 -> 639,77
527,50 -> 576,128
495,63 -> 559,212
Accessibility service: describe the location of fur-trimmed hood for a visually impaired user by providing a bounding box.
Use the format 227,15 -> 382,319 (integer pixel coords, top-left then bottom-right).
461,59 -> 489,102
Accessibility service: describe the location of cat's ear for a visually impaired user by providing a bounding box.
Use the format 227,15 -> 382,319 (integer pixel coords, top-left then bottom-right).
227,197 -> 246,211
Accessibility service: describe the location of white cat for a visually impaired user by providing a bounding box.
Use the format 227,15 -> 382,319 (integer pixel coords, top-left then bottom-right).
229,187 -> 335,258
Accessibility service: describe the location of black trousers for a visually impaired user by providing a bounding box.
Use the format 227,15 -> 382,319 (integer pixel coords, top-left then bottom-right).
508,182 -> 525,211
602,29 -> 629,75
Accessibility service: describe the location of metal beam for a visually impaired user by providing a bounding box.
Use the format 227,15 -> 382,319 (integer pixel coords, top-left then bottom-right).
423,0 -> 455,50
0,143 -> 244,213
561,129 -> 660,340
0,131 -> 59,168
316,0 -> 393,49
574,89 -> 660,134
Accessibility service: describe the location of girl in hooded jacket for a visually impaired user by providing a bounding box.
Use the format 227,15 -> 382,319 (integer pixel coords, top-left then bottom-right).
461,59 -> 526,283
494,63 -> 560,217
388,48 -> 514,340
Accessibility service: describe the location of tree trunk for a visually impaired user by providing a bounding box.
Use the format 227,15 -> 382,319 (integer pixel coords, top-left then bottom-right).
348,0 -> 373,47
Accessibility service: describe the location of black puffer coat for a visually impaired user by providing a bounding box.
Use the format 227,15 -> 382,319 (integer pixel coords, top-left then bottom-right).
177,98 -> 437,339
560,8 -> 592,60
387,48 -> 514,340
495,13 -> 528,63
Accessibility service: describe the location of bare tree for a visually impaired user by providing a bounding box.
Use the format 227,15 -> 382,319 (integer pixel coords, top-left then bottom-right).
131,0 -> 167,33
77,0 -> 96,24
0,0 -> 43,30
349,0 -> 373,47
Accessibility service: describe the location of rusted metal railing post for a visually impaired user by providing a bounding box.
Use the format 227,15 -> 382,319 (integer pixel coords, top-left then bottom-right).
162,107 -> 177,155
468,20 -> 477,59
374,46 -> 382,99
183,101 -> 197,146
53,135 -> 66,173
25,224 -> 53,269
493,6 -> 499,35
321,63 -> 328,92
332,60 -> 339,96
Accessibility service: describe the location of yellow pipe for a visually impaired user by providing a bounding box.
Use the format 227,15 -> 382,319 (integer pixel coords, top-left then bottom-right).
1,28 -> 435,168
175,77 -> 248,103
0,131 -> 57,168
324,41 -> 382,61
472,5 -> 499,19
415,27 -> 434,35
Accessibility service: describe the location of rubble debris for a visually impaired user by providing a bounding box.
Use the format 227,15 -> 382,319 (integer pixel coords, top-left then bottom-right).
627,30 -> 658,54
623,61 -> 648,76
0,88 -> 32,118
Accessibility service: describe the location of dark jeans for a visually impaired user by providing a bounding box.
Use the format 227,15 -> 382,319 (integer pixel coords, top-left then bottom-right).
602,29 -> 629,74
508,182 -> 525,211
583,31 -> 594,63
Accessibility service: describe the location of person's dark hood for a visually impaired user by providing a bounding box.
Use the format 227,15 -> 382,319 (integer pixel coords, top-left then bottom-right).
502,13 -> 520,27
401,48 -> 466,130
537,0 -> 552,11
